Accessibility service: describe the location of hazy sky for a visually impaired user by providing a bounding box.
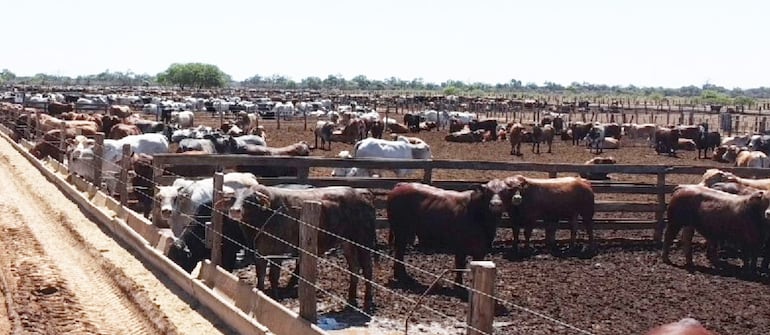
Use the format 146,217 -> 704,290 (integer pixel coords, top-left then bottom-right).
1,0 -> 767,88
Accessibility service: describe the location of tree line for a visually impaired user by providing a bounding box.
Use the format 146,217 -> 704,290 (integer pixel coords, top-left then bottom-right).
2,64 -> 769,105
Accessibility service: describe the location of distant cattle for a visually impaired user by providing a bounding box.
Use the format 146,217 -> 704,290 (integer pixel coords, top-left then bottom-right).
314,120 -> 335,150
508,123 -> 525,156
468,120 -> 498,140
108,123 -> 142,139
444,129 -> 484,143
585,124 -> 606,154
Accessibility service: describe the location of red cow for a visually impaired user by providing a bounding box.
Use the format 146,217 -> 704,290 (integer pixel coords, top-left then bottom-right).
663,184 -> 770,272
386,180 -> 509,286
645,318 -> 715,335
503,175 -> 595,253
108,123 -> 142,139
508,123 -> 525,156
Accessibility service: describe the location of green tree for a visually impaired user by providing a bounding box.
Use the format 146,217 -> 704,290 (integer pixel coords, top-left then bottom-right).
0,69 -> 16,84
700,89 -> 732,106
157,63 -> 229,89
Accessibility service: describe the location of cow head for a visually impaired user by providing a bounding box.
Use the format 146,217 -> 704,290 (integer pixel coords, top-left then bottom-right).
745,190 -> 770,222
502,175 -> 528,206
215,184 -> 271,222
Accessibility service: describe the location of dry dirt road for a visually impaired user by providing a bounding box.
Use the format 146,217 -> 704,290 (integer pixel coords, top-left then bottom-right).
0,135 -> 231,335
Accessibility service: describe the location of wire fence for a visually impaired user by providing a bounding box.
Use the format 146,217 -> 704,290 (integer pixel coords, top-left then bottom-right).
2,110 -> 600,335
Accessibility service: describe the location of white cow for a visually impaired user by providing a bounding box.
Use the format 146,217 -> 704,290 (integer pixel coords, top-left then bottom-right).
156,172 -> 260,236
67,133 -> 170,193
331,136 -> 432,178
171,110 -> 195,128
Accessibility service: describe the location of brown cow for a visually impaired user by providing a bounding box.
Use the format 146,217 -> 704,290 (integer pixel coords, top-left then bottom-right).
663,184 -> 770,271
508,123 -> 525,156
387,180 -> 509,286
580,156 -> 616,180
645,318 -> 715,335
654,127 -> 680,156
386,122 -> 409,134
503,175 -> 595,253
215,184 -> 376,310
108,123 -> 142,139
47,102 -> 75,116
108,105 -> 133,119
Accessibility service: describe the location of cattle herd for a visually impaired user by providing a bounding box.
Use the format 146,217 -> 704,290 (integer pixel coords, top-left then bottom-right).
1,92 -> 765,333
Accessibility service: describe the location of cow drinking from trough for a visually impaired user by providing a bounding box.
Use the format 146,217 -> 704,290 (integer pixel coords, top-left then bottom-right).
386,180 -> 509,287
215,184 -> 376,311
154,172 -> 260,272
503,175 -> 596,254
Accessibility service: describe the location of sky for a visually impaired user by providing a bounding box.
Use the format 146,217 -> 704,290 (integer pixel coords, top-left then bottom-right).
1,0 -> 767,89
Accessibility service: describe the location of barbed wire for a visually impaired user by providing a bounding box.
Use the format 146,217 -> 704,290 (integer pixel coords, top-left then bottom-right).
6,115 -> 597,335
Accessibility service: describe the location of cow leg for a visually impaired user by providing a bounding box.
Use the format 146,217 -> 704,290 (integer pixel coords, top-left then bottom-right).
662,221 -> 682,264
255,257 -> 268,291
705,239 -> 721,268
360,249 -> 374,311
568,216 -> 579,250
393,242 -> 410,282
583,215 -> 595,253
286,264 -> 300,288
544,221 -> 557,252
681,227 -> 696,269
342,242 -> 361,308
268,261 -> 281,296
547,141 -> 552,154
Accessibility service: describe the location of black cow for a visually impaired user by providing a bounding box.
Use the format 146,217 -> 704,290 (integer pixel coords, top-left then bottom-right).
654,127 -> 680,156
404,113 -> 424,133
468,119 -> 498,140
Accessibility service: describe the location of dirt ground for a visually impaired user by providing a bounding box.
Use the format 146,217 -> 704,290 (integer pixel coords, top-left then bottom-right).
195,113 -> 770,335
0,132 -> 233,334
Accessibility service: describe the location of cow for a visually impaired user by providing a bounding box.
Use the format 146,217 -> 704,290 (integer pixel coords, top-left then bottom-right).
468,120 -> 498,140
503,175 -> 595,253
748,134 -> 770,155
700,169 -> 770,192
735,150 -> 770,168
676,125 -> 700,141
314,120 -> 335,150
30,127 -> 97,162
215,184 -> 376,311
404,113 -> 423,132
107,105 -> 132,119
132,119 -> 166,134
449,119 -> 465,133
695,123 -> 720,159
386,122 -> 409,134
508,123 -> 525,156
130,151 -> 215,218
67,133 -> 170,194
654,127 -> 680,156
154,172 -> 261,272
369,120 -> 384,139
532,124 -> 554,154
444,129 -> 484,143
108,123 -> 142,139
171,110 -> 195,128
623,123 -> 656,144
332,118 -> 366,143
645,318 -> 716,335
721,134 -> 752,147
580,156 -> 616,180
387,180 -> 509,286
46,101 -> 75,116
155,172 -> 258,237
331,137 -> 432,178
585,124 -> 605,154
663,184 -> 770,272
235,111 -> 260,135
676,138 -> 697,151
569,122 -> 593,146
234,142 -> 310,177
602,123 -> 621,139
712,145 -> 729,162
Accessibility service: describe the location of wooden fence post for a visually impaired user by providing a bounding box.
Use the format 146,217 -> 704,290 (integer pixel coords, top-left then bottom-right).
653,172 -> 666,243
467,261 -> 496,335
423,167 -> 433,184
118,143 -> 131,205
93,133 -> 104,189
58,121 -> 67,162
25,110 -> 32,140
151,157 -> 168,228
210,172 -> 225,266
299,200 -> 321,324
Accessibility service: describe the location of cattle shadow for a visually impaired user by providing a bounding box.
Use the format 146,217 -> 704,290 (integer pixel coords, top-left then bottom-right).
316,309 -> 372,330
669,261 -> 770,284
494,237 -> 661,261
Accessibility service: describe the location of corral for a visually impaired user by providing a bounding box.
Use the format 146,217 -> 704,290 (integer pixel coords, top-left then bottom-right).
3,97 -> 770,335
